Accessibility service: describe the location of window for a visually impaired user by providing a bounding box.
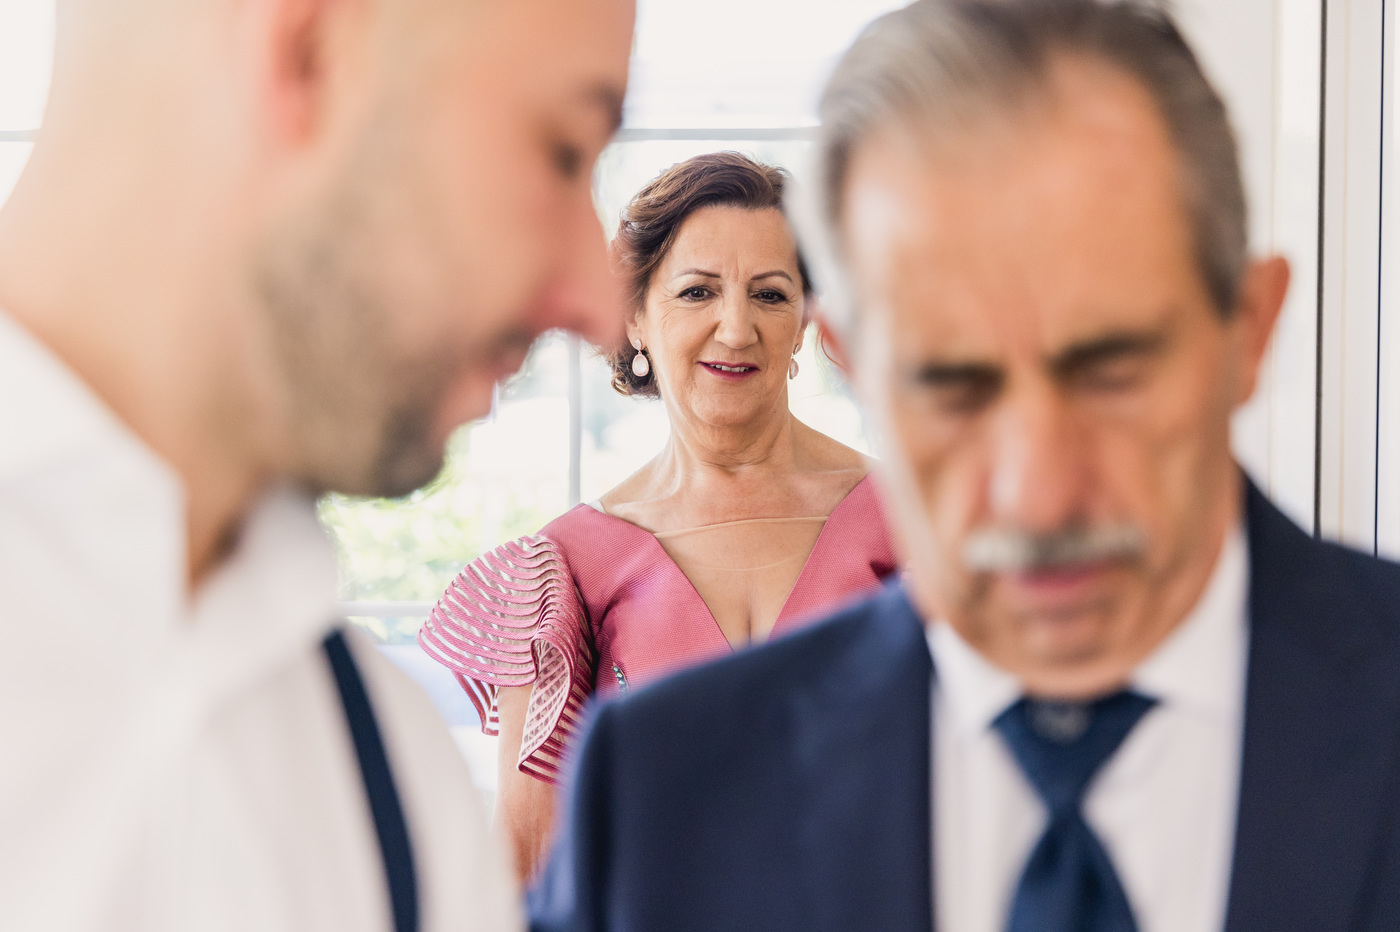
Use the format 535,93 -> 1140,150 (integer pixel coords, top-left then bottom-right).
0,1 -> 48,191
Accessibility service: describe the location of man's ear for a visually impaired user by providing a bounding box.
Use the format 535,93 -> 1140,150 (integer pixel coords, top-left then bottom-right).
1231,255 -> 1290,406
247,0 -> 360,145
816,316 -> 853,375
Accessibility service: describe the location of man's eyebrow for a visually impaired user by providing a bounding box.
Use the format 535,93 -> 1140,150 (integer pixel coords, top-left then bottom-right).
1049,331 -> 1168,375
908,359 -> 1005,386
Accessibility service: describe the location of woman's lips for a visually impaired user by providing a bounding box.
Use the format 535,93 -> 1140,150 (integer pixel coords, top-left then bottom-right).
698,361 -> 760,381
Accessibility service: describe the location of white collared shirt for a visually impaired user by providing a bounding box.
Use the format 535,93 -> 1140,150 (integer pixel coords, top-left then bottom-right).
0,311 -> 521,932
929,528 -> 1249,932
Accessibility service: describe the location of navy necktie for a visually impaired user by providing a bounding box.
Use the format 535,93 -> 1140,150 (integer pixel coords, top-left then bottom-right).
993,690 -> 1157,932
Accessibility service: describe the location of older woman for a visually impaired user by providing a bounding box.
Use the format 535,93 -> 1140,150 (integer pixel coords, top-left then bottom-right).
418,152 -> 897,881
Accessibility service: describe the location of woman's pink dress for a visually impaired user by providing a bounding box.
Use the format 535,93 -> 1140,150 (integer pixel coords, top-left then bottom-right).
418,475 -> 897,782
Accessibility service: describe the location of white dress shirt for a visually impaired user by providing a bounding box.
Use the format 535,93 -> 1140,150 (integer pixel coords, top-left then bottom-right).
930,527 -> 1248,932
0,311 -> 521,932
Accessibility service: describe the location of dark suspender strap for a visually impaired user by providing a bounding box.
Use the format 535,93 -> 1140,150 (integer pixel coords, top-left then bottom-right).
322,629 -> 419,932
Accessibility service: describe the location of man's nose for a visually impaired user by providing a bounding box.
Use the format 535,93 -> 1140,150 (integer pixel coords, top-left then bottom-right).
535,199 -> 624,346
714,292 -> 758,349
987,387 -> 1087,533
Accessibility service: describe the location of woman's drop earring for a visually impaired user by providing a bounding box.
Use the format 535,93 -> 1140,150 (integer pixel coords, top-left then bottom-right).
788,356 -> 800,380
631,339 -> 651,379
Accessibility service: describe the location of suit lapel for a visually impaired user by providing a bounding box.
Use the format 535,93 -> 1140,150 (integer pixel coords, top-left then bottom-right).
765,482 -> 1400,932
788,585 -> 935,932
1225,482 -> 1400,931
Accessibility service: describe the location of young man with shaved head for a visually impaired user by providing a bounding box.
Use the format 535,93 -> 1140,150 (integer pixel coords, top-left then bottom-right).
532,3 -> 1400,931
0,0 -> 632,928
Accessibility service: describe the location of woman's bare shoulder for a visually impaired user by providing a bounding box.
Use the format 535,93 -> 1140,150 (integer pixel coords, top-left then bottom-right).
794,420 -> 871,496
595,421 -> 870,525
594,459 -> 667,528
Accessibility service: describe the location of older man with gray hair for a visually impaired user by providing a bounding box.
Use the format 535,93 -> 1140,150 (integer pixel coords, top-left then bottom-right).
530,2 -> 1400,931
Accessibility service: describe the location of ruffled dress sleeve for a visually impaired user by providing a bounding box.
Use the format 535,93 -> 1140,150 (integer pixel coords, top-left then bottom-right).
417,535 -> 593,783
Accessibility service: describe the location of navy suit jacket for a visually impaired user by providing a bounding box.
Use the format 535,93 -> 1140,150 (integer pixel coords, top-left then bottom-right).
530,482 -> 1400,932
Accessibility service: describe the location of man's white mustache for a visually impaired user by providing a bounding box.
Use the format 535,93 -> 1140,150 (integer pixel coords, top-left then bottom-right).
962,524 -> 1147,573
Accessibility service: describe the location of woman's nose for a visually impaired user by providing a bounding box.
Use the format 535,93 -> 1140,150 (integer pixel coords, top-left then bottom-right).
713,292 -> 759,349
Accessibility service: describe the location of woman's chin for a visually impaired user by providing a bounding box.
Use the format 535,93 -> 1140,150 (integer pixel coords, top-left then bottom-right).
685,400 -> 786,433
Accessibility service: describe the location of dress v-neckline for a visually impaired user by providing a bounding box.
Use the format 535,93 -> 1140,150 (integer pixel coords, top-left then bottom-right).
584,474 -> 875,653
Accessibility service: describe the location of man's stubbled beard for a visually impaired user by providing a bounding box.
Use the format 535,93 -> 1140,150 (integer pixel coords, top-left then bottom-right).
253,130 -> 462,500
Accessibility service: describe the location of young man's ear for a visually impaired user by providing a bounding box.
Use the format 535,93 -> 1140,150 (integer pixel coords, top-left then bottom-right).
1231,255 -> 1290,406
815,314 -> 852,375
247,0 -> 361,145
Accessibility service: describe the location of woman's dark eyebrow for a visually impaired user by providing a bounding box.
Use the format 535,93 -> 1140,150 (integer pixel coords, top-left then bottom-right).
751,271 -> 794,284
673,268 -> 721,279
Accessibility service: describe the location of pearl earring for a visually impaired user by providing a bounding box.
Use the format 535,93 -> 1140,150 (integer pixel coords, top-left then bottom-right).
788,356 -> 800,380
631,339 -> 651,379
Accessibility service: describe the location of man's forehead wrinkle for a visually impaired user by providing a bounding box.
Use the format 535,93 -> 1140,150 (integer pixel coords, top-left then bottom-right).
886,291 -> 1182,380
1046,322 -> 1171,367
868,128 -> 1187,288
886,295 -> 1021,375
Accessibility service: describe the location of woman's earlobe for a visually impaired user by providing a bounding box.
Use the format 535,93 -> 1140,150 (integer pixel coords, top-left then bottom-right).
631,345 -> 651,379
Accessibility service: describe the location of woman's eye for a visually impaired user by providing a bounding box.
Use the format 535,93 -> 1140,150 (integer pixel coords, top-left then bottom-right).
679,286 -> 712,301
754,290 -> 789,304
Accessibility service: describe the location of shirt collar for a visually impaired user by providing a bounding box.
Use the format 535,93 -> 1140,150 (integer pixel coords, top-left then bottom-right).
928,523 -> 1250,736
0,308 -> 165,486
0,308 -> 339,676
928,608 -> 1023,739
187,486 -> 340,689
1129,524 -> 1248,718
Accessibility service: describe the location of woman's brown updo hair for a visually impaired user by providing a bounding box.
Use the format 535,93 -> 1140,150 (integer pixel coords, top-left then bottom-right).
607,151 -> 812,397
